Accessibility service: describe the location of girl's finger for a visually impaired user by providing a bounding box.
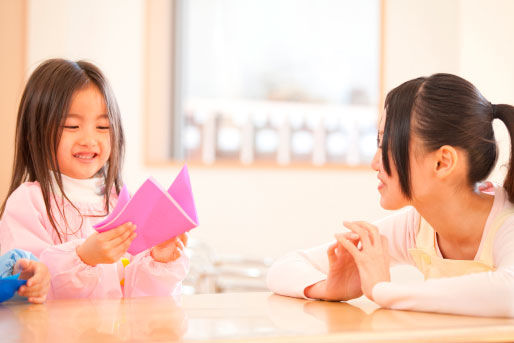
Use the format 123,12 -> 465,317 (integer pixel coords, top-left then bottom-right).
28,295 -> 46,304
343,221 -> 371,248
102,222 -> 135,240
175,238 -> 185,251
179,233 -> 189,246
108,224 -> 136,245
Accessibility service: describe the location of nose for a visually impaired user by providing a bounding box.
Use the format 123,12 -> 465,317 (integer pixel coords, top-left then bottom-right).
371,148 -> 382,171
78,127 -> 98,148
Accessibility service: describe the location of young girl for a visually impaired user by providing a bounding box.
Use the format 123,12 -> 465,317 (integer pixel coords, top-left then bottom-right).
267,73 -> 514,317
0,58 -> 188,299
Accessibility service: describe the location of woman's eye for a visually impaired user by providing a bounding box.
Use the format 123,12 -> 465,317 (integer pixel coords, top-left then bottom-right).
63,125 -> 79,129
97,126 -> 110,130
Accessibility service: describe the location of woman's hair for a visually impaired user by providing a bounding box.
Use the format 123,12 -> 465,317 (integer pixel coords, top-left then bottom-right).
383,73 -> 514,202
0,58 -> 125,242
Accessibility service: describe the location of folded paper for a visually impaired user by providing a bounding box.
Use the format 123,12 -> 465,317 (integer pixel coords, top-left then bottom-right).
94,165 -> 199,254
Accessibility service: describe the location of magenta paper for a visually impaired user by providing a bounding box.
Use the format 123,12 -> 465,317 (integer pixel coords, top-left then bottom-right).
94,165 -> 199,255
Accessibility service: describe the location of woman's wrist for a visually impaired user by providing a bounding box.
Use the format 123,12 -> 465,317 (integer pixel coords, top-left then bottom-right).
304,280 -> 327,300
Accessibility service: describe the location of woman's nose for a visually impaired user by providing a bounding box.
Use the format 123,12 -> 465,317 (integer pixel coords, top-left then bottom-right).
371,149 -> 381,171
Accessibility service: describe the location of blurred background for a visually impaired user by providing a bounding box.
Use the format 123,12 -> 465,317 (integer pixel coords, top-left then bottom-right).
1,0 -> 513,293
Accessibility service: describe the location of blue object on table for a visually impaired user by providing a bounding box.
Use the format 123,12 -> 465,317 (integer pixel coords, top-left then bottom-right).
0,273 -> 27,302
0,249 -> 38,278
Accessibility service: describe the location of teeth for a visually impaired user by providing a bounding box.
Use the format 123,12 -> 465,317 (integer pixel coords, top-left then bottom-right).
74,153 -> 96,159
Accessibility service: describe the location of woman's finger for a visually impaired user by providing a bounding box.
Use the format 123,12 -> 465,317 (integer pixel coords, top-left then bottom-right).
327,243 -> 338,261
343,221 -> 371,248
355,221 -> 380,246
335,233 -> 361,261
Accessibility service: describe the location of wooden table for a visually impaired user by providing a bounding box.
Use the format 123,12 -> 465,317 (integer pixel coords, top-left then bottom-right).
1,292 -> 514,342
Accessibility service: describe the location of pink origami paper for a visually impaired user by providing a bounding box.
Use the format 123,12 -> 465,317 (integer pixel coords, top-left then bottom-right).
94,165 -> 199,255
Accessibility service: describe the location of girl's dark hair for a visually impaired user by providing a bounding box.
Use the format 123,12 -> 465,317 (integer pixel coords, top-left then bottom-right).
0,58 -> 125,242
383,73 -> 514,202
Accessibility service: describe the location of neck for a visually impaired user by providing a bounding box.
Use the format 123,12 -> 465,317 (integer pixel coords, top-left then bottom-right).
413,185 -> 494,257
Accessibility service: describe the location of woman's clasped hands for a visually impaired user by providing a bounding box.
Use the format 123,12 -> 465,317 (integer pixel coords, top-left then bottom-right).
335,221 -> 391,301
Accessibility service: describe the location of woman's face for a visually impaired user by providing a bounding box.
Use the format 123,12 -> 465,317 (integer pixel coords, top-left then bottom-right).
371,113 -> 437,210
371,114 -> 410,210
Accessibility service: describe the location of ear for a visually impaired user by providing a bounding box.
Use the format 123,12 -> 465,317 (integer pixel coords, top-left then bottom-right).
434,145 -> 458,179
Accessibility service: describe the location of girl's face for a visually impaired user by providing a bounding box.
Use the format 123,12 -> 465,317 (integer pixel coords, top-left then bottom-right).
371,114 -> 410,210
56,84 -> 111,179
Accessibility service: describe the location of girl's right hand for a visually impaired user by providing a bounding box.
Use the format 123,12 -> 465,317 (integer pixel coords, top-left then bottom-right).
305,232 -> 363,301
76,222 -> 137,266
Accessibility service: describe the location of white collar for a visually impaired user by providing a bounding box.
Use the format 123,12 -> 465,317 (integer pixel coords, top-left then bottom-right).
51,173 -> 105,205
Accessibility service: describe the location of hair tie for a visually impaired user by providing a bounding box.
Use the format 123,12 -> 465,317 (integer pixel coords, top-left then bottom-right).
491,103 -> 497,120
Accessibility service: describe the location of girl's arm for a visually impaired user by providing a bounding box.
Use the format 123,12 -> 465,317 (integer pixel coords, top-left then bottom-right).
371,219 -> 514,317
0,183 -> 123,299
123,235 -> 189,297
266,207 -> 419,300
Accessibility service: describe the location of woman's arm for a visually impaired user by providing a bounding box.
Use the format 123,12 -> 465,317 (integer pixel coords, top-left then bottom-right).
266,207 -> 419,300
371,220 -> 514,317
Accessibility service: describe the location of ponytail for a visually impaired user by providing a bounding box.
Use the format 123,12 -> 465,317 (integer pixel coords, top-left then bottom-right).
493,104 -> 514,202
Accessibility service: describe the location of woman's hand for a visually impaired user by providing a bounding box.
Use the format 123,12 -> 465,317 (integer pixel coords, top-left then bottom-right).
335,221 -> 391,301
305,232 -> 362,301
14,259 -> 51,304
76,222 -> 137,266
150,233 -> 188,263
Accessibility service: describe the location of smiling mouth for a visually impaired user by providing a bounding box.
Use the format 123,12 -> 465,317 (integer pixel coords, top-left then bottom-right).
73,153 -> 98,160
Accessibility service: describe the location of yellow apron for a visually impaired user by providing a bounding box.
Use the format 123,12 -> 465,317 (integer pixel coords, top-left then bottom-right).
408,206 -> 514,279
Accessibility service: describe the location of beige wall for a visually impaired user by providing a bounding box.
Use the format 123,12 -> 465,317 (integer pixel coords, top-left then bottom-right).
0,0 -> 26,200
2,0 -> 514,259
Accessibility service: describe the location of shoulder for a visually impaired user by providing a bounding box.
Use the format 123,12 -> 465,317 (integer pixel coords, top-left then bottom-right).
5,182 -> 45,208
374,206 -> 420,233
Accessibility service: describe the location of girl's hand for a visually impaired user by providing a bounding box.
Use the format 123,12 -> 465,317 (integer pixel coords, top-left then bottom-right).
76,222 -> 137,266
336,221 -> 391,301
14,259 -> 51,304
150,233 -> 188,263
305,233 -> 363,301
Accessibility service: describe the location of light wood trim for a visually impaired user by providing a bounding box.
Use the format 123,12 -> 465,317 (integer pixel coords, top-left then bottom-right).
0,0 -> 27,200
145,160 -> 372,172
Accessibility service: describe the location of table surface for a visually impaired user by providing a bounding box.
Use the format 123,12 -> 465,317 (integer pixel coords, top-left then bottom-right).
1,292 -> 514,342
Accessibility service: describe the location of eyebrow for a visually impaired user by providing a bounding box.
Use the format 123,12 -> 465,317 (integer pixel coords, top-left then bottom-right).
66,114 -> 109,119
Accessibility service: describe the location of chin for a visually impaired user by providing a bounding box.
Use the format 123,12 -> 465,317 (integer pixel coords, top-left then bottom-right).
379,197 -> 407,210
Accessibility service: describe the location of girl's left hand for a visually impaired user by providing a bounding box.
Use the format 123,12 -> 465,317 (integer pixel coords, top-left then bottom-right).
14,259 -> 51,304
335,221 -> 391,301
151,233 -> 188,263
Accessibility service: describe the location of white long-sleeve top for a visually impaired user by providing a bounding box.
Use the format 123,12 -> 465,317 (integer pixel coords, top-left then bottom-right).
266,185 -> 514,317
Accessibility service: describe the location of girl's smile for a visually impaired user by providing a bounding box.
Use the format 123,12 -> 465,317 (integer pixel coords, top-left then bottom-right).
57,84 -> 111,179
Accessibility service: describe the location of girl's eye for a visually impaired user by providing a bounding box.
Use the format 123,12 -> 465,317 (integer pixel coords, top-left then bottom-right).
97,126 -> 110,130
63,125 -> 79,129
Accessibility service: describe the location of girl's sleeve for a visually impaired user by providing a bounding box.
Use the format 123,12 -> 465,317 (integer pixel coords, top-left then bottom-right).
123,250 -> 189,297
266,207 -> 419,299
372,218 -> 514,317
0,184 -> 123,299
